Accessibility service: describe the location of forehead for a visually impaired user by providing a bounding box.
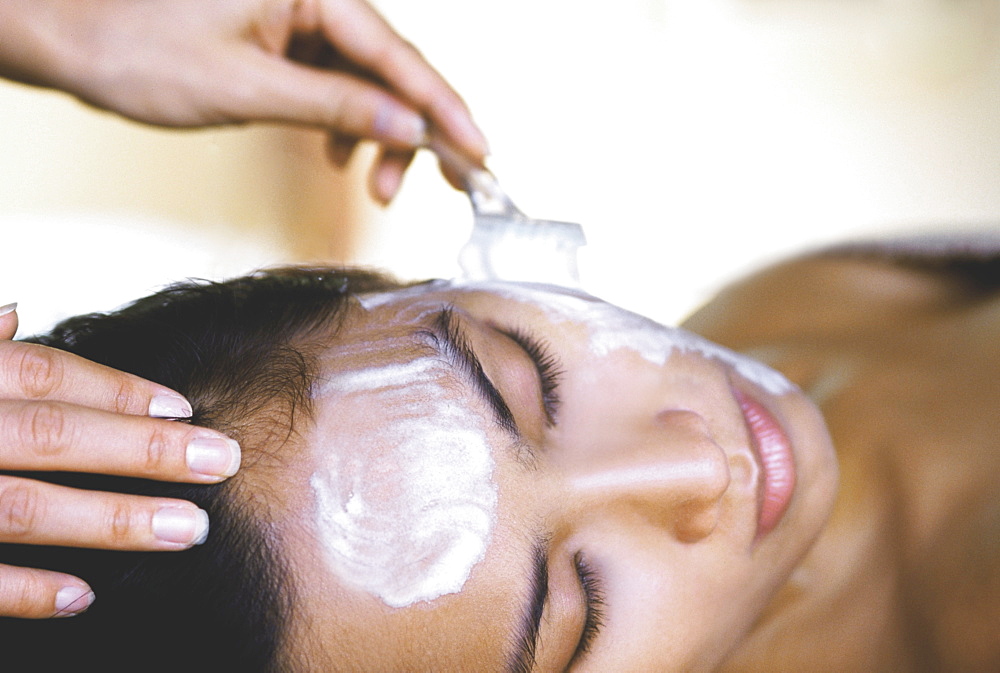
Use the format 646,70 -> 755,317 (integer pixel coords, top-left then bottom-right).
285,293 -> 542,669
309,303 -> 497,602
355,279 -> 596,316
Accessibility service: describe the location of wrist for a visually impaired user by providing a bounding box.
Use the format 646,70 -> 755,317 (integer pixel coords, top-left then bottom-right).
0,0 -> 63,87
0,0 -> 109,96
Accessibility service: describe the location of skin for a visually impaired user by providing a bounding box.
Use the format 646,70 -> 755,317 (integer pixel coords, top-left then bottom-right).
271,282 -> 839,671
267,254 -> 999,670
0,0 -> 487,202
0,0 -> 486,618
687,255 -> 1000,671
0,306 -> 239,618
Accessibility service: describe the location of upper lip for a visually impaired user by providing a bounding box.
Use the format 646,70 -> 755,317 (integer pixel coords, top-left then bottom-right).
731,384 -> 797,540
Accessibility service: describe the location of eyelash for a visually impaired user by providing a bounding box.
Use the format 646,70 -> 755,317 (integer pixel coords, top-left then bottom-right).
573,552 -> 606,662
505,328 -> 564,425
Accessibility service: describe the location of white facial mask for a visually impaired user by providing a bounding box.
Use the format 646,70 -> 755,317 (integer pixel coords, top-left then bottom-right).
472,282 -> 796,395
362,281 -> 796,395
310,344 -> 497,608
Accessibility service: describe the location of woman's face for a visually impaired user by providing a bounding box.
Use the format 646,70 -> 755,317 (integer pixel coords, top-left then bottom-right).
285,281 -> 839,671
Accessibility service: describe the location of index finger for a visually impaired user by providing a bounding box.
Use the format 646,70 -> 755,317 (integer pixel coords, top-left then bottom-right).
0,340 -> 192,419
0,302 -> 18,340
317,0 -> 489,159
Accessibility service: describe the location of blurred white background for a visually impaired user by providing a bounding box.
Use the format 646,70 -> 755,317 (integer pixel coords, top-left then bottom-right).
1,0 -> 998,336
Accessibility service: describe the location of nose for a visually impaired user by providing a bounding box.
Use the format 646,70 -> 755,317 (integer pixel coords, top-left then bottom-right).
566,410 -> 731,542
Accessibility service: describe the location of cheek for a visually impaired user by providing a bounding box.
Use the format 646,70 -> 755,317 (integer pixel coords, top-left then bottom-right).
585,530 -> 767,671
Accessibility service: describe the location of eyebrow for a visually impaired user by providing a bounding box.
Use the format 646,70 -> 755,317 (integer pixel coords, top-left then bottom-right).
424,307 -> 521,441
423,308 -> 550,669
506,540 -> 549,673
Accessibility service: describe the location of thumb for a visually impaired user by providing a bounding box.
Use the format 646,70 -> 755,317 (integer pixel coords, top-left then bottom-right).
0,303 -> 18,340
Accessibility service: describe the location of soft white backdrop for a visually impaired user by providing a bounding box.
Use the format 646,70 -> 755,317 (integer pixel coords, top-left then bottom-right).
363,0 -> 1000,321
1,0 -> 998,336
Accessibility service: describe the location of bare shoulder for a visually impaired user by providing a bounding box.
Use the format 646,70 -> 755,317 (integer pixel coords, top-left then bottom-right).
682,254 -> 972,348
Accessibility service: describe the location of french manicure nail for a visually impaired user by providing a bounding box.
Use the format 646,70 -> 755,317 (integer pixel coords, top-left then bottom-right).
0,302 -> 18,317
153,506 -> 210,546
186,437 -> 241,479
148,394 -> 193,419
54,585 -> 95,617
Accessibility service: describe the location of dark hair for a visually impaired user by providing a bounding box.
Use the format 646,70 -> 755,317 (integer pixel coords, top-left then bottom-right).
0,266 -> 409,672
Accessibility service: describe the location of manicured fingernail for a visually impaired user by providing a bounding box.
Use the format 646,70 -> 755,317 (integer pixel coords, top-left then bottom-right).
54,585 -> 95,617
375,165 -> 403,205
153,506 -> 209,546
374,103 -> 426,146
0,302 -> 17,317
148,394 -> 193,419
187,437 -> 241,480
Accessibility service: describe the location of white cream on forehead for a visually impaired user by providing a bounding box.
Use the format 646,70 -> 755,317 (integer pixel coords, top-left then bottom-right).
473,282 -> 795,395
361,281 -> 795,396
309,349 -> 497,608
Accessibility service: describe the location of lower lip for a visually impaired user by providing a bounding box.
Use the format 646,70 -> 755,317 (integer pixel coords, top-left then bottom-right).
733,388 -> 796,538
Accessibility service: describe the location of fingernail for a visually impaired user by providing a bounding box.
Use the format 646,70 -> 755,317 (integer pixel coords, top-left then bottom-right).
153,506 -> 210,546
54,585 -> 95,617
148,394 -> 193,419
0,302 -> 17,317
374,103 -> 426,147
375,165 -> 403,205
186,437 -> 241,480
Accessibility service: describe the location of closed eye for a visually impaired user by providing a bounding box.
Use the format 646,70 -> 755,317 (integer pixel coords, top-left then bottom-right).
502,327 -> 564,426
572,552 -> 606,665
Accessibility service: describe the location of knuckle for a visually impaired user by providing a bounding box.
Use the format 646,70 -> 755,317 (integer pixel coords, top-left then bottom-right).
0,572 -> 39,617
17,402 -> 71,458
15,346 -> 65,400
111,378 -> 144,415
103,501 -> 135,547
140,426 -> 171,475
400,38 -> 422,57
0,481 -> 44,539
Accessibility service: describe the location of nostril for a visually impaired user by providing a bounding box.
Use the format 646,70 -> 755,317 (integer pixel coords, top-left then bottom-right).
704,445 -> 733,501
652,411 -> 731,542
669,447 -> 730,542
655,408 -> 712,433
566,408 -> 733,542
673,500 -> 722,543
655,409 -> 732,493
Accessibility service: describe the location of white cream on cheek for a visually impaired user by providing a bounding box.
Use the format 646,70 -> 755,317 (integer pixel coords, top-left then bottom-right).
310,344 -> 497,608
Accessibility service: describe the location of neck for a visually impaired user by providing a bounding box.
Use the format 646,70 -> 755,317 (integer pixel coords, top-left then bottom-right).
688,254 -> 1000,671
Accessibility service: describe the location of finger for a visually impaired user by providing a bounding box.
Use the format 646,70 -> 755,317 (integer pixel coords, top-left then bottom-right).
318,0 -> 489,159
369,147 -> 415,205
0,340 -> 193,419
0,400 -> 240,483
0,564 -> 95,619
437,157 -> 466,192
0,475 -> 210,551
0,303 -> 18,340
226,49 -> 425,149
326,130 -> 361,168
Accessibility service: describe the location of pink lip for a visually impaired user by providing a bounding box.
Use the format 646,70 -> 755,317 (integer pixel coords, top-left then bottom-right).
733,388 -> 796,538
